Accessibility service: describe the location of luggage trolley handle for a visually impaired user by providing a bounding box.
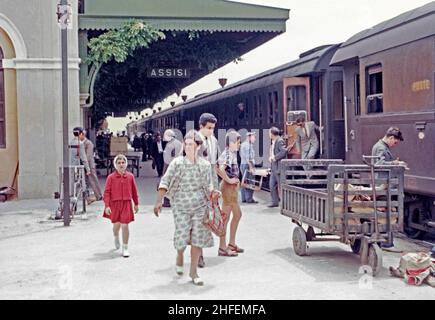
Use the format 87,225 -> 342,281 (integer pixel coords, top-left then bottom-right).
362,155 -> 381,166
362,155 -> 381,238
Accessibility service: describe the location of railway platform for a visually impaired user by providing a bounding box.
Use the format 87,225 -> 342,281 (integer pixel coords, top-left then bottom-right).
0,159 -> 434,299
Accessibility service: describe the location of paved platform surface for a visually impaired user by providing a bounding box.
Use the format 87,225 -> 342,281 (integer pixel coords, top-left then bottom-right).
1,159 -> 434,299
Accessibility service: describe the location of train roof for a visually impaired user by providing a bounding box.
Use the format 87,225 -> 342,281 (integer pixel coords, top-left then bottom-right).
134,103 -> 183,125
331,1 -> 435,64
174,44 -> 340,111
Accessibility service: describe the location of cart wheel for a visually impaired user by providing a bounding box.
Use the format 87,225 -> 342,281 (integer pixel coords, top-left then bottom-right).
368,243 -> 383,276
292,226 -> 307,256
350,239 -> 362,254
306,226 -> 316,241
404,208 -> 427,239
54,208 -> 62,220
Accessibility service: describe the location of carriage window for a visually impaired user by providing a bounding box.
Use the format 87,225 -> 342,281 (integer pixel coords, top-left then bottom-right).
245,98 -> 249,120
274,91 -> 279,122
254,96 -> 259,124
287,85 -> 306,111
333,81 -> 344,120
254,96 -> 258,118
355,74 -> 361,116
268,91 -> 279,123
0,48 -> 5,148
258,96 -> 263,124
268,92 -> 273,123
237,102 -> 245,120
366,64 -> 383,114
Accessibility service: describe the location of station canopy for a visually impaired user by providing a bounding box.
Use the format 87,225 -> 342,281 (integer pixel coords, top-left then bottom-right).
78,0 -> 289,120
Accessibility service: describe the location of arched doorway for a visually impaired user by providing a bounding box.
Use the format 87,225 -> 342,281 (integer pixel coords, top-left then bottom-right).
0,27 -> 19,198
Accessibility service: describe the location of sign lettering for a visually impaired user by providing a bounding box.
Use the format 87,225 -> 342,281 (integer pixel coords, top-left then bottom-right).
411,79 -> 431,92
147,68 -> 190,79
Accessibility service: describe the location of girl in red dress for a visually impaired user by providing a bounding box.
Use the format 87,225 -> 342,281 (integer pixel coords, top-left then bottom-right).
103,154 -> 139,257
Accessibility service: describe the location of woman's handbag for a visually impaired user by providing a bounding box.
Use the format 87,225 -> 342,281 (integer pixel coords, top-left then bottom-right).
203,193 -> 226,237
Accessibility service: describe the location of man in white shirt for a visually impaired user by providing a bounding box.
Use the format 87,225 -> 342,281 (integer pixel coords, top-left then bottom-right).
152,132 -> 165,177
198,113 -> 220,190
197,113 -> 221,268
268,127 -> 288,207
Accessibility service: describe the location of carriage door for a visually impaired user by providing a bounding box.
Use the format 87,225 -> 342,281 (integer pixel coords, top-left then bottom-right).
283,77 -> 310,157
329,71 -> 345,160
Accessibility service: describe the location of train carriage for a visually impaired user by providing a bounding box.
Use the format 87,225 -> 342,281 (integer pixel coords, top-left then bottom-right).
331,2 -> 435,238
129,1 -> 435,238
139,44 -> 346,163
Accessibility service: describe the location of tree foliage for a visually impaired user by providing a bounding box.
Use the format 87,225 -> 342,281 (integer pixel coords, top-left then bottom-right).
86,20 -> 165,65
87,21 -> 243,126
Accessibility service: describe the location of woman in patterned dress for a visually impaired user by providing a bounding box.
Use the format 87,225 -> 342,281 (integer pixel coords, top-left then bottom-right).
154,130 -> 220,286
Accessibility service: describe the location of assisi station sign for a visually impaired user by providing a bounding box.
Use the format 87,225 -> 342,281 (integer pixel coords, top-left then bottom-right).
147,68 -> 191,79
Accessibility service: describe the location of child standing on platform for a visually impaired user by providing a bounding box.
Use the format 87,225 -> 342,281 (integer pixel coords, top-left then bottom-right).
103,154 -> 139,257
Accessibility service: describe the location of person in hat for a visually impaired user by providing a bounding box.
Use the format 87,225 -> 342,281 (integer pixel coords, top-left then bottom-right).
163,129 -> 182,174
371,127 -> 407,167
268,126 -> 288,208
240,131 -> 258,204
69,127 -> 91,203
80,129 -> 103,204
69,127 -> 90,174
161,129 -> 182,208
371,127 -> 407,249
294,115 -> 322,174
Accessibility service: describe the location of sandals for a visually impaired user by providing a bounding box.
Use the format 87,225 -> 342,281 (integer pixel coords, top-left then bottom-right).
218,247 -> 238,257
198,255 -> 205,268
191,276 -> 204,286
228,243 -> 244,253
175,265 -> 184,276
176,256 -> 184,275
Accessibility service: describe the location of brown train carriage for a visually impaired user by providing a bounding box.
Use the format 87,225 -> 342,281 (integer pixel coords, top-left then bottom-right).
331,2 -> 435,238
147,44 -> 346,166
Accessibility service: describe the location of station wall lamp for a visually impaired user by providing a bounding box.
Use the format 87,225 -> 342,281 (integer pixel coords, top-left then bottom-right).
219,78 -> 227,88
415,121 -> 427,140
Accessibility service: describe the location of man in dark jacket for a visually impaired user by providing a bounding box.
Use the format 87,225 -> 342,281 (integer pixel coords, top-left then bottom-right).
140,133 -> 148,161
371,127 -> 405,165
146,133 -> 154,160
268,127 -> 288,208
371,127 -> 407,178
151,132 -> 166,177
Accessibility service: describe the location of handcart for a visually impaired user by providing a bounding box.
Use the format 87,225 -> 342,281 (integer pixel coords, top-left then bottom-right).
280,158 -> 405,276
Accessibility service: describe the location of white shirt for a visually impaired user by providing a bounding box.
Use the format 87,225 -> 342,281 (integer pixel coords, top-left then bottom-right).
157,141 -> 163,153
198,131 -> 217,163
305,123 -> 310,138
